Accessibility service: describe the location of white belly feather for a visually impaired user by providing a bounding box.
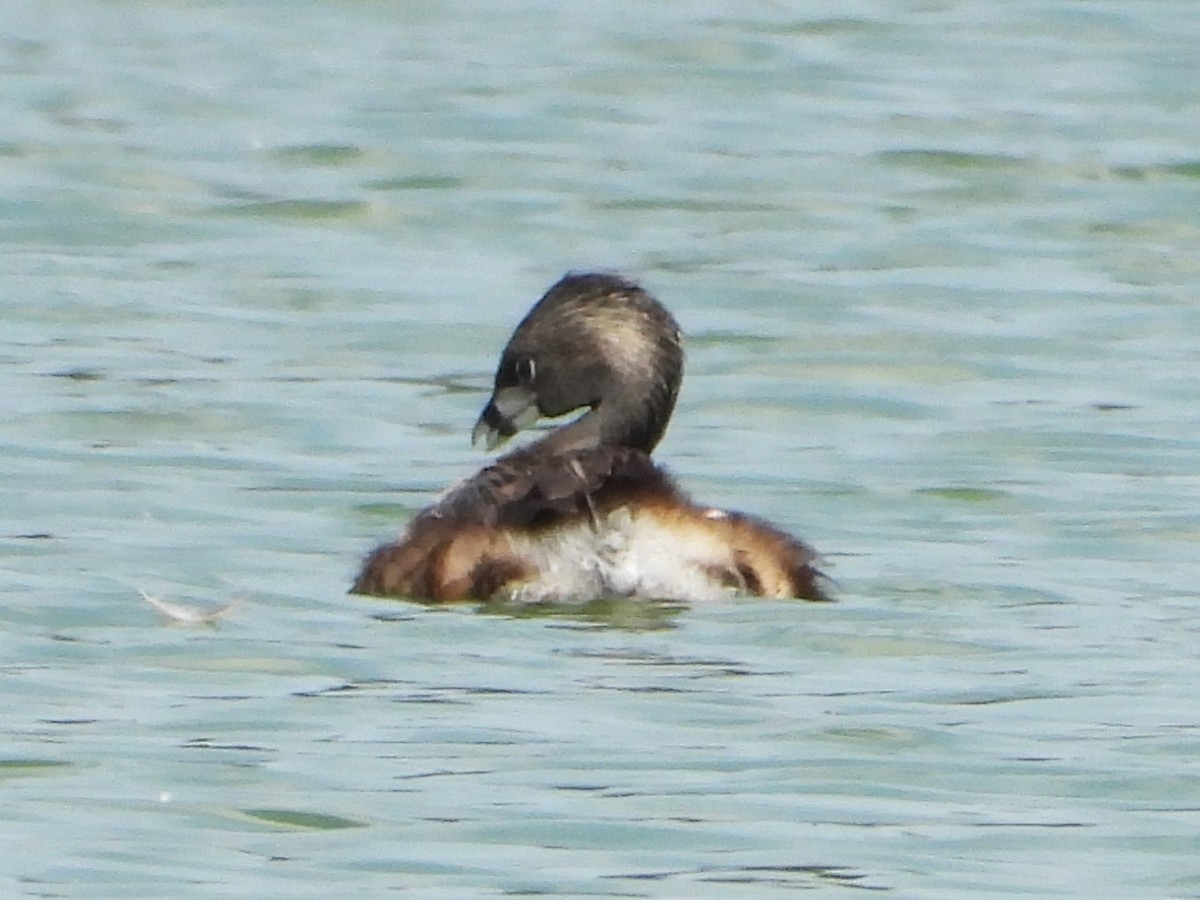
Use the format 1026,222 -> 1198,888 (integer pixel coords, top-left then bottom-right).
501,507 -> 735,604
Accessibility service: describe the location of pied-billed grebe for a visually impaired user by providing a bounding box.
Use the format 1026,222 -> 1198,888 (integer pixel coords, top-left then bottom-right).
352,273 -> 827,603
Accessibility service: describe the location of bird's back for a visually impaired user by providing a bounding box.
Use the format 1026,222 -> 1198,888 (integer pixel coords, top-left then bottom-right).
351,446 -> 826,603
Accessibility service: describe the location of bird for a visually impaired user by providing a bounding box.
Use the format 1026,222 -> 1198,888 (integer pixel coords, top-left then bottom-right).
351,272 -> 828,604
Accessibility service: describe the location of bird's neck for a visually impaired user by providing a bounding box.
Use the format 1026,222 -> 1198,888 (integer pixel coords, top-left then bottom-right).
537,390 -> 671,456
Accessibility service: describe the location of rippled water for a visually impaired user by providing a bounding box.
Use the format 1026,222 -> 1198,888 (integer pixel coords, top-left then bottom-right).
4,1 -> 1200,897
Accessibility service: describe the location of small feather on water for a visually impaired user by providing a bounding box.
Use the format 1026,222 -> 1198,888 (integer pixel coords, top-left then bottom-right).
139,589 -> 238,625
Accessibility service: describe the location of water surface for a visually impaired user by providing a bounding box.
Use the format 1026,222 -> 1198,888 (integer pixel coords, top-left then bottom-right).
3,1 -> 1199,897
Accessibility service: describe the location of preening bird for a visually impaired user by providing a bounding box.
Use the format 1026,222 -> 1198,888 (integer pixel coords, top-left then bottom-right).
352,272 -> 827,604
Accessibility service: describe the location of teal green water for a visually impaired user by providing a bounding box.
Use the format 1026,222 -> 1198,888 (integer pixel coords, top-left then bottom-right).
4,2 -> 1200,896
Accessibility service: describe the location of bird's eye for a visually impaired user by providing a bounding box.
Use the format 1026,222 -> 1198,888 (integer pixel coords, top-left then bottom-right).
514,357 -> 536,384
